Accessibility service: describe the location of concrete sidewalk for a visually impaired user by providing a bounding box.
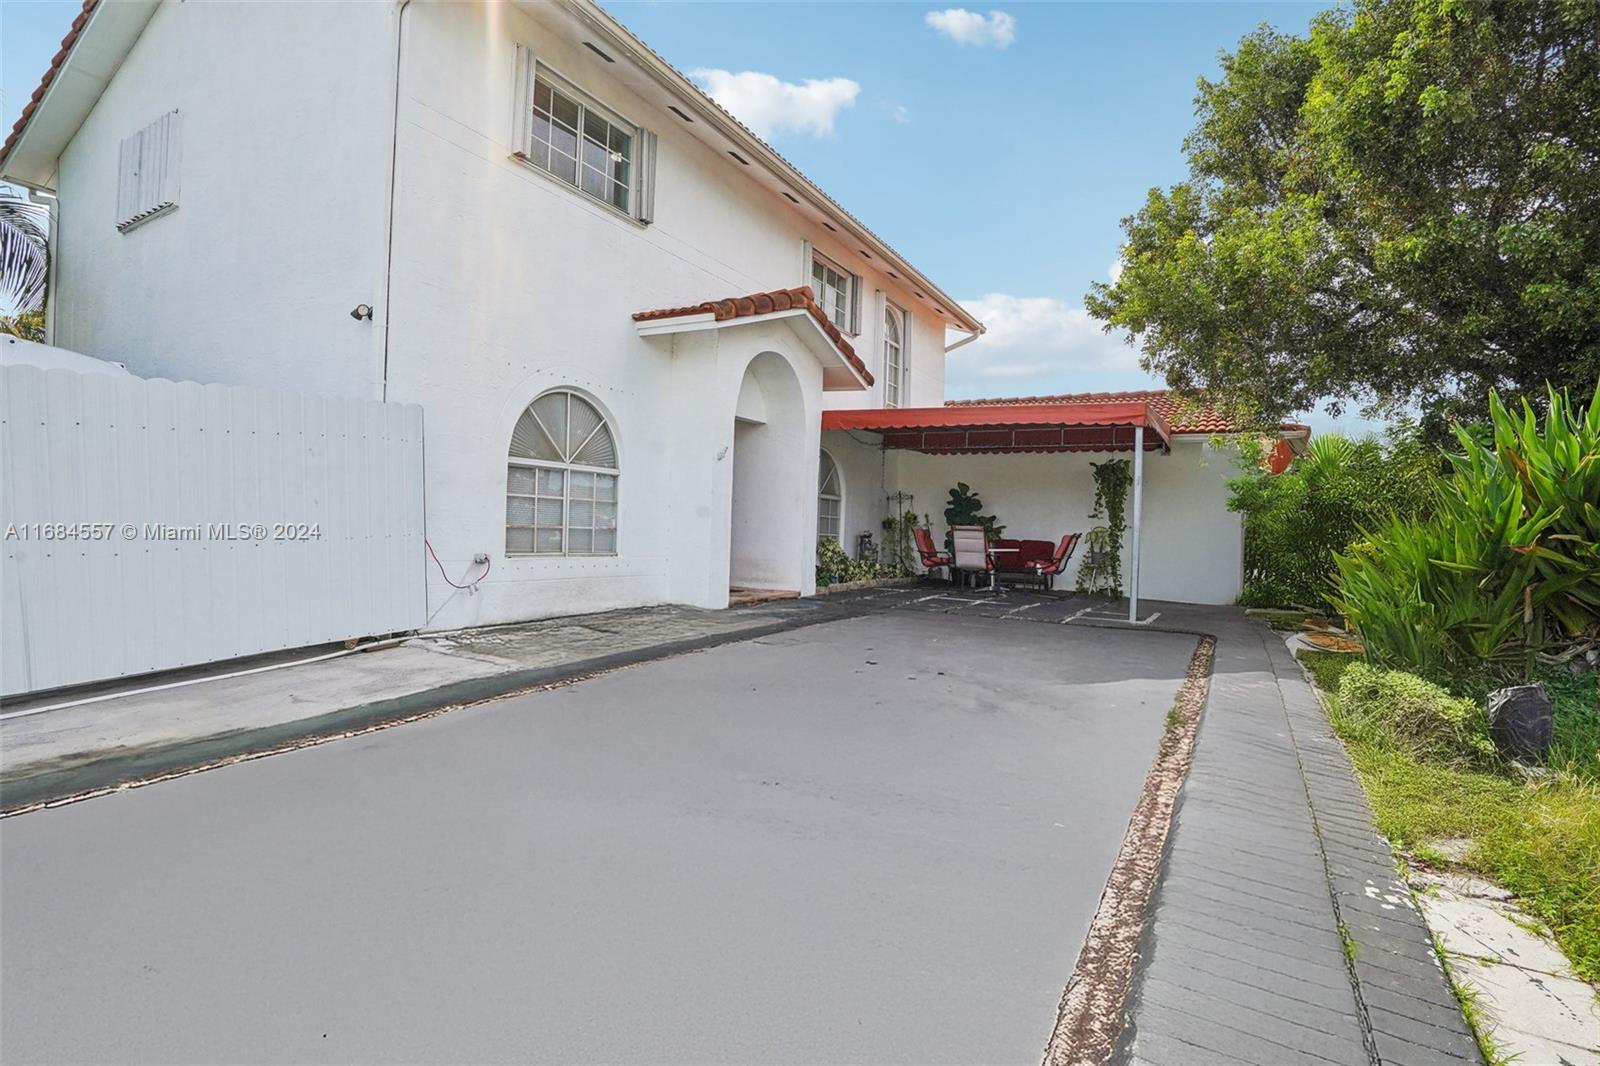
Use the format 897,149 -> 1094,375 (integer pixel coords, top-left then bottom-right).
0,596 -> 862,810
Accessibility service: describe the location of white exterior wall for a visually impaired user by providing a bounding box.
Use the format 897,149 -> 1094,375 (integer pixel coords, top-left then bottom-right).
382,2 -> 914,627
39,0 -> 967,632
49,1 -> 397,398
825,433 -> 1245,605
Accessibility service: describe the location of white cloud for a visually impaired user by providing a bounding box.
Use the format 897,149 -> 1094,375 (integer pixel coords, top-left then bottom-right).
1108,259 -> 1123,284
925,9 -> 1016,48
688,69 -> 860,138
946,294 -> 1163,400
884,102 -> 912,124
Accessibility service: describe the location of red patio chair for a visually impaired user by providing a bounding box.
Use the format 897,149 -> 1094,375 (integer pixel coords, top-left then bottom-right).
1024,532 -> 1083,590
913,525 -> 954,581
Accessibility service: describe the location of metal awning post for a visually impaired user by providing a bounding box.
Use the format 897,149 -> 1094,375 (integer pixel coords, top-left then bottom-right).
1128,424 -> 1144,623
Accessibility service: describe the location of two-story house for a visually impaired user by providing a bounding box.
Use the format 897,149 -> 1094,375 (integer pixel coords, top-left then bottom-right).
1,0 -> 984,631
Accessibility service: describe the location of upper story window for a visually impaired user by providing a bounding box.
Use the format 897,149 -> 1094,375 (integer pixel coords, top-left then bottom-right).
507,390 -> 619,556
808,248 -> 860,334
515,50 -> 657,223
883,303 -> 906,408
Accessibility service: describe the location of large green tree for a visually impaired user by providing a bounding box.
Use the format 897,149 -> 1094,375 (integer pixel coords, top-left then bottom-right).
1088,0 -> 1600,430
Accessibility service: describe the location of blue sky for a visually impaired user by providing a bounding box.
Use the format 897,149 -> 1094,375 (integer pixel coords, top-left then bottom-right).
2,1 -> 1374,433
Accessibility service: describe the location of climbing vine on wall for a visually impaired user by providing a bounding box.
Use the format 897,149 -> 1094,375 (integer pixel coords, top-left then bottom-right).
1082,458 -> 1132,596
879,506 -> 920,576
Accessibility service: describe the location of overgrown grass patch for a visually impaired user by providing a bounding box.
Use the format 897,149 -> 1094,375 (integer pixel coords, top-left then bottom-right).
1542,668 -> 1600,784
1303,653 -> 1600,984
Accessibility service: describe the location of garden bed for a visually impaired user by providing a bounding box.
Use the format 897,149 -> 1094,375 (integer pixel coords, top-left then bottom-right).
812,576 -> 921,596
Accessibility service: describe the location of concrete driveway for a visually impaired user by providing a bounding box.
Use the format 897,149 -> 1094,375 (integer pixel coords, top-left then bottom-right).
1,609 -> 1196,1065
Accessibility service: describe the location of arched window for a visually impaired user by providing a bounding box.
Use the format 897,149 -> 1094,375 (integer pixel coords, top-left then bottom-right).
883,303 -> 905,408
818,451 -> 842,542
507,390 -> 618,555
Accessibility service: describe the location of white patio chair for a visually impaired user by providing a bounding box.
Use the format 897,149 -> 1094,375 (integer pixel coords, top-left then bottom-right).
950,525 -> 993,590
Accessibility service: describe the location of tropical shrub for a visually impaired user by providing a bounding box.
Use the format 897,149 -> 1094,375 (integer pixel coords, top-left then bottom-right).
815,537 -> 891,587
1334,663 -> 1496,768
1229,427 -> 1437,607
942,483 -> 1003,550
1333,380 -> 1600,682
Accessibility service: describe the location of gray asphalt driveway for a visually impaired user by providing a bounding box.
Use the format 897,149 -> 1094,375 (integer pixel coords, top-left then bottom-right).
1,609 -> 1195,1065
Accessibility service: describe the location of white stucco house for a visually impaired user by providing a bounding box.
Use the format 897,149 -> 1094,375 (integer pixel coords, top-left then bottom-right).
2,0 -> 1304,658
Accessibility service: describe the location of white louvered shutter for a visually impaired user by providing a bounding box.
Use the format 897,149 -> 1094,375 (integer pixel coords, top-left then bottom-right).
116,110 -> 181,233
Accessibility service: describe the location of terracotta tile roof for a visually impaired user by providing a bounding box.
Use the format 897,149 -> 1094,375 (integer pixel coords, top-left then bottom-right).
0,0 -> 97,168
947,389 -> 1310,435
634,285 -> 873,385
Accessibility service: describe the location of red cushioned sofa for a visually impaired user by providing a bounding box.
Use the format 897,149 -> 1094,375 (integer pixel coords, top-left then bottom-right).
990,538 -> 1055,576
991,534 -> 1084,589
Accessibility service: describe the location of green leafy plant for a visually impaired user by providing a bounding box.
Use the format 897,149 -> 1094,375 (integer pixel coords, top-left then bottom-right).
1334,662 -> 1497,768
942,483 -> 1003,550
879,509 -> 920,576
815,537 -> 888,587
1332,380 -> 1600,683
1229,426 -> 1439,607
1087,3 -> 1600,432
1080,459 -> 1131,596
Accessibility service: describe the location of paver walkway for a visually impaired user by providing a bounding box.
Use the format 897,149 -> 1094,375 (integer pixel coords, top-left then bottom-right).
1114,606 -> 1481,1065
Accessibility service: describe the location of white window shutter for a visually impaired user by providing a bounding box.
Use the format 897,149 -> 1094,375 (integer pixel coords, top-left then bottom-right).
512,45 -> 535,152
801,240 -> 813,291
849,272 -> 862,334
636,128 -> 657,224
116,110 -> 181,233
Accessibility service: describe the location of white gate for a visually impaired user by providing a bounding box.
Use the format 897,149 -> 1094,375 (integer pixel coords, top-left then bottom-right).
1,366 -> 426,696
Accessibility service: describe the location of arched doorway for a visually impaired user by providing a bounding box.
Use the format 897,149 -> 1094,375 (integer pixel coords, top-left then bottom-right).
729,351 -> 809,595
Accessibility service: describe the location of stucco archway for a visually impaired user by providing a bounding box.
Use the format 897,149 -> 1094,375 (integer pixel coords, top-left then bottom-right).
729,351 -> 809,593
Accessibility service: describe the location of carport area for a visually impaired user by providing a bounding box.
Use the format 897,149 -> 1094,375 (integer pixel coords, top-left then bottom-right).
0,606 -> 1197,1065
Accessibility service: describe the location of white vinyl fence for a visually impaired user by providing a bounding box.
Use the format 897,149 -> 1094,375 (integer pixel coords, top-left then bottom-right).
1,366 -> 426,696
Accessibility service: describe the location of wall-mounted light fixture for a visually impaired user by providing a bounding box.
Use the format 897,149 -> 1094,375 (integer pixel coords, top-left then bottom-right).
350,304 -> 373,321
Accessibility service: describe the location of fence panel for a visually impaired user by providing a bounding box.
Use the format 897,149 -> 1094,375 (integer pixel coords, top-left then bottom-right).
1,366 -> 426,696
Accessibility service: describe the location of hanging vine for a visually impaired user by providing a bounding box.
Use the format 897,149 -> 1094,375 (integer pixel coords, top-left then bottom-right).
1081,458 -> 1132,595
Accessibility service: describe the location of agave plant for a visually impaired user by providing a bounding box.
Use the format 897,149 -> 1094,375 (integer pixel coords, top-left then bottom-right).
0,186 -> 49,321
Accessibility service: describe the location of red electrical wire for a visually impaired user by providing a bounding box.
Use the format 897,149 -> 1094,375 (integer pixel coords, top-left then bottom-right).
426,539 -> 489,590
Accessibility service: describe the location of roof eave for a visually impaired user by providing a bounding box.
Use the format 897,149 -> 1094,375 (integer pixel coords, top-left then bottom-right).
0,1 -> 161,189
635,307 -> 872,392
564,0 -> 983,336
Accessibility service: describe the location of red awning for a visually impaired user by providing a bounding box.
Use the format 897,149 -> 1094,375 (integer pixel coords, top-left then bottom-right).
821,402 -> 1171,454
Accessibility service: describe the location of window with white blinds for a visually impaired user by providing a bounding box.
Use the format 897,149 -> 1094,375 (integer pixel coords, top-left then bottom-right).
507,391 -> 619,555
116,110 -> 181,233
514,49 -> 656,224
809,249 -> 860,334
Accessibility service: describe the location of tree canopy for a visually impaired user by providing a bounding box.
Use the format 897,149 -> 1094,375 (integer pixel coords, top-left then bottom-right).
1088,0 -> 1600,430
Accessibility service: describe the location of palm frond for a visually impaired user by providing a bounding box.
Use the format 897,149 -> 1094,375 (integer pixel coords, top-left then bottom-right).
0,217 -> 47,317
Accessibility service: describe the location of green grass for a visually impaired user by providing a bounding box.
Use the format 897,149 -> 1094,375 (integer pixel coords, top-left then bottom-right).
1541,667 -> 1600,783
1298,649 -> 1359,694
1300,652 -> 1600,984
